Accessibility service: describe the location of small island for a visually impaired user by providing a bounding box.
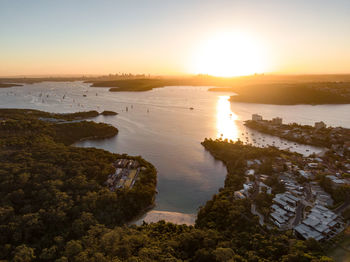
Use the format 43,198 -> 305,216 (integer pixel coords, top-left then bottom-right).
101,110 -> 118,116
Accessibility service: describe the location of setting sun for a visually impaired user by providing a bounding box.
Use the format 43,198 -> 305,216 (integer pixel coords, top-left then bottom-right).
192,32 -> 266,77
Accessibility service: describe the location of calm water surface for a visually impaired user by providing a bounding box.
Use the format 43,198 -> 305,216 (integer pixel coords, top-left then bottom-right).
1,82 -> 349,222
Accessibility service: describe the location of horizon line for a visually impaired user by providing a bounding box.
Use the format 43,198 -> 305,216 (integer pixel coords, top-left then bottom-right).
1,72 -> 350,79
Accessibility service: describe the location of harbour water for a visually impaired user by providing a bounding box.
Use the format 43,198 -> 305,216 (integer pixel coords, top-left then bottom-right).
1,81 -> 349,224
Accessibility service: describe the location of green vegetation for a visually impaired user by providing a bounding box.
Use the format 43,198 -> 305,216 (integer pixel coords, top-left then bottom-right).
91,78 -> 215,92
319,176 -> 350,205
327,226 -> 350,262
0,77 -> 87,84
2,74 -> 350,104
0,83 -> 23,88
0,109 -> 100,121
245,120 -> 350,148
0,109 -> 157,261
228,82 -> 350,105
194,139 -> 332,261
101,110 -> 118,116
0,110 -> 334,261
53,110 -> 101,120
90,76 -> 350,104
52,121 -> 118,145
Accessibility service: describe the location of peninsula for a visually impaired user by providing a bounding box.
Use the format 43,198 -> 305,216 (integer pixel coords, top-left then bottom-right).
0,109 -> 157,261
245,114 -> 350,148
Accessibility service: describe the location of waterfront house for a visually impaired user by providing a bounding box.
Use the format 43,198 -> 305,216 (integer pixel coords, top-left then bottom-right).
272,117 -> 283,125
252,114 -> 263,121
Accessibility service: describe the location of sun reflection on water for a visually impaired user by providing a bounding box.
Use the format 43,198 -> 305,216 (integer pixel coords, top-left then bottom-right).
216,96 -> 239,141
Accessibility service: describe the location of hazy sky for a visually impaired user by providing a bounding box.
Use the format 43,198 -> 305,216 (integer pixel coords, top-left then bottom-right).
1,0 -> 350,76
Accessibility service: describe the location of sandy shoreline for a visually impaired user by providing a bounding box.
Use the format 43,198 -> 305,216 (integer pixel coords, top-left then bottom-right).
133,210 -> 196,226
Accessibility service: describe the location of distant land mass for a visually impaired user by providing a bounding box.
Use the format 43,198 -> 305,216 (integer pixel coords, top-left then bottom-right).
2,74 -> 350,104
223,82 -> 350,105
89,78 -> 216,92
90,76 -> 350,105
0,83 -> 23,88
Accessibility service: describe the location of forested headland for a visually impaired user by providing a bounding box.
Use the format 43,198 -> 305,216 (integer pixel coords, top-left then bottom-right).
0,109 -> 157,261
226,82 -> 350,105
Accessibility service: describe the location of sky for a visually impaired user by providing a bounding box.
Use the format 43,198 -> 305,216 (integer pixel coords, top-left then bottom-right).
1,0 -> 350,76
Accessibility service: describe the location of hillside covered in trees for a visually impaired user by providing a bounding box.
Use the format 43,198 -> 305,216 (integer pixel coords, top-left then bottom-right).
0,109 -> 157,261
90,76 -> 350,105
0,109 -> 334,261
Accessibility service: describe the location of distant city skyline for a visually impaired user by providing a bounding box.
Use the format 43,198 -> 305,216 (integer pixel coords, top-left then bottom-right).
1,0 -> 350,76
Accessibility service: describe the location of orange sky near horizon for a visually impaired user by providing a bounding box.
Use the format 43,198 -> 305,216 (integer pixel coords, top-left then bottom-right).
1,1 -> 350,77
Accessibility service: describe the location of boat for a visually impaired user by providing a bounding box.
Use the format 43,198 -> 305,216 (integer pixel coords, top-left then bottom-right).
189,107 -> 194,110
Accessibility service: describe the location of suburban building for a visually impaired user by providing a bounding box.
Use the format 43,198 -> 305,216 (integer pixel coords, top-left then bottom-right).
272,117 -> 283,125
259,182 -> 272,194
252,114 -> 263,121
294,205 -> 343,241
314,121 -> 326,129
310,182 -> 333,207
326,175 -> 349,188
270,192 -> 300,228
234,190 -> 246,200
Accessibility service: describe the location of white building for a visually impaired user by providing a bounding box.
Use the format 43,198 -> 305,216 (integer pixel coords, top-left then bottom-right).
252,114 -> 263,121
326,175 -> 348,188
259,182 -> 272,194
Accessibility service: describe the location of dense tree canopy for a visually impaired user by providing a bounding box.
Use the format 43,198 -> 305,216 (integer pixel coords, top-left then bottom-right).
0,109 -> 156,261
0,111 -> 332,261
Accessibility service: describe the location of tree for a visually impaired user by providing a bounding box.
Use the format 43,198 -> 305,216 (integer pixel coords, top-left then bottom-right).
13,245 -> 36,262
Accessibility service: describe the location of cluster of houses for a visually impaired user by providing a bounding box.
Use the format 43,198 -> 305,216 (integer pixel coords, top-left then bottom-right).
252,114 -> 283,125
278,159 -> 346,240
310,182 -> 333,207
234,160 -> 272,200
248,114 -> 350,150
251,114 -> 326,129
233,148 -> 348,241
106,159 -> 141,191
233,114 -> 350,241
294,205 -> 344,241
270,192 -> 300,228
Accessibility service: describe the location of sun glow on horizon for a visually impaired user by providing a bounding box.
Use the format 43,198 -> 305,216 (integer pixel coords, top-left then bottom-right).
191,32 -> 267,77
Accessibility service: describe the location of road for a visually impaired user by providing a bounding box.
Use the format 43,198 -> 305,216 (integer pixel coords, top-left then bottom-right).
251,203 -> 265,226
292,203 -> 304,226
